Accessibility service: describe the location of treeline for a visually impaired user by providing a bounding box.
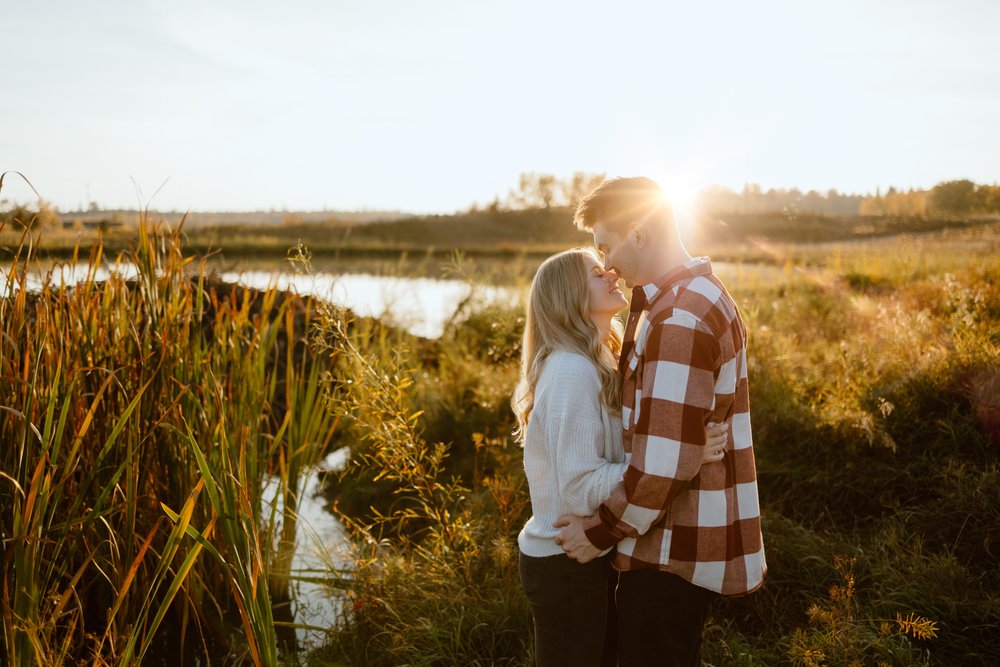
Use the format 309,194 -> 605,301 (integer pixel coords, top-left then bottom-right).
472,172 -> 608,211
5,177 -> 1000,234
693,179 -> 1000,217
696,185 -> 864,217
491,174 -> 1000,218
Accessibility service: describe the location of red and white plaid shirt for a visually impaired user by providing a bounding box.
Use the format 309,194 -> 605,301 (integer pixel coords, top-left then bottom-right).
585,257 -> 766,596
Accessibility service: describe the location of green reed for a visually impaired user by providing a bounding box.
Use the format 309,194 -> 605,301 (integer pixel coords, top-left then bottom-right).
308,308 -> 531,667
1,211 -> 338,665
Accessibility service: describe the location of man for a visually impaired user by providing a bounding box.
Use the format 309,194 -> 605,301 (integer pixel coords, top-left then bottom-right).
554,177 -> 766,666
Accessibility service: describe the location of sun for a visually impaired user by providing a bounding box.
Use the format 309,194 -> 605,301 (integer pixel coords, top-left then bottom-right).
652,171 -> 703,240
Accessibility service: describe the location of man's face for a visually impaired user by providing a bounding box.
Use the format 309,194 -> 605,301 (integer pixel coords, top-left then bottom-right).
592,221 -> 642,288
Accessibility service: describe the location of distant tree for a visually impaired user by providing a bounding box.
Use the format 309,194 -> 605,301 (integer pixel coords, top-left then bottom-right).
508,172 -> 559,209
859,187 -> 929,217
888,189 -> 927,216
697,183 -> 862,216
929,180 -> 977,214
560,172 -> 607,208
975,184 -> 1000,213
0,200 -> 62,230
859,194 -> 885,216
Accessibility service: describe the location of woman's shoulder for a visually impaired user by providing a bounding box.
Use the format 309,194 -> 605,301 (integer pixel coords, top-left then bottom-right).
541,349 -> 601,385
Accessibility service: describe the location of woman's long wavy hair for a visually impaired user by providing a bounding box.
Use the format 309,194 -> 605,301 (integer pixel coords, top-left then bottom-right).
512,247 -> 624,442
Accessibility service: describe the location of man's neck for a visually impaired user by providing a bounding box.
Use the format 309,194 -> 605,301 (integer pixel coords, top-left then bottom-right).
637,237 -> 692,287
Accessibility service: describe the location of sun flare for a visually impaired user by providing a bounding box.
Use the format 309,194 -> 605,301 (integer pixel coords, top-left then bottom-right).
652,170 -> 704,241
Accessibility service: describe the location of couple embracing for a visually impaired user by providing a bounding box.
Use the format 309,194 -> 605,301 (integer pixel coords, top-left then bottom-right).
512,177 -> 767,666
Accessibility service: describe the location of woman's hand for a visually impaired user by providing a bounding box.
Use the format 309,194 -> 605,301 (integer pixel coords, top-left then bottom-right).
703,421 -> 729,463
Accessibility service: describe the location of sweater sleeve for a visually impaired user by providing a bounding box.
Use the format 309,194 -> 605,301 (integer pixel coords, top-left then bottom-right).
544,354 -> 629,517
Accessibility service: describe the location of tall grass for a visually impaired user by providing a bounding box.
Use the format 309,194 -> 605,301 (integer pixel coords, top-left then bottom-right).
311,223 -> 1000,666
307,309 -> 529,666
1,213 -> 338,664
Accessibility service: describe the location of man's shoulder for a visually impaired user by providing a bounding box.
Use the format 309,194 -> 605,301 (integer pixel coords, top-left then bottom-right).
651,273 -> 736,325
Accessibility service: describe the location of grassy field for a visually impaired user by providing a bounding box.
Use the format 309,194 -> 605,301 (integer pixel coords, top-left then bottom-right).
6,206 -> 995,265
310,221 -> 1000,666
3,214 -> 998,665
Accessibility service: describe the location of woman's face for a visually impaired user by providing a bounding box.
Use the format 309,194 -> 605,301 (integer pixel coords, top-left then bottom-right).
584,255 -> 628,320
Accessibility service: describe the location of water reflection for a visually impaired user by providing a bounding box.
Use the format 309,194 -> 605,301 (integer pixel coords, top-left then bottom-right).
1,261 -> 140,292
2,261 -> 522,339
261,448 -> 352,650
221,270 -> 520,338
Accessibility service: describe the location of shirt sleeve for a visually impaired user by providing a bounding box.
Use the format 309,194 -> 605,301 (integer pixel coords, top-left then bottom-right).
544,356 -> 630,517
585,313 -> 720,549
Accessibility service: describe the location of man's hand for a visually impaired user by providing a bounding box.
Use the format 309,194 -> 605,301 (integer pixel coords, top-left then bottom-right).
553,514 -> 602,563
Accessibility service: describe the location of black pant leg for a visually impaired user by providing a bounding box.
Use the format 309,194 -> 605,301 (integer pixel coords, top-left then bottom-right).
519,551 -> 616,667
616,569 -> 718,667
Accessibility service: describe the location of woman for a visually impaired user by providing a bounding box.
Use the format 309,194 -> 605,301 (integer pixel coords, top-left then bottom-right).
512,247 -> 727,667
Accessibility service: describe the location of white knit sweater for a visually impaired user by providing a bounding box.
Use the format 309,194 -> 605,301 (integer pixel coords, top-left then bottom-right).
517,349 -> 628,557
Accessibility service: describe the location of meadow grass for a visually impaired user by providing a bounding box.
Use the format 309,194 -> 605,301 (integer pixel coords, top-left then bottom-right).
1,216 -> 341,665
7,207 -> 992,265
3,206 -> 997,665
311,222 -> 999,666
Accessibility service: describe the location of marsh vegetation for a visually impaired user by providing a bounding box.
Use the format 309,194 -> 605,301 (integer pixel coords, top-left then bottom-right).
2,208 -> 998,665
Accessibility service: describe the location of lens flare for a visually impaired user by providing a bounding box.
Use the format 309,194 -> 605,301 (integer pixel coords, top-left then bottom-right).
653,172 -> 702,242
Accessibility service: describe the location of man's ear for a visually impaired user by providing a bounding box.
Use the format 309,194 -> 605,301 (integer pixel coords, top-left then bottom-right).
628,222 -> 647,248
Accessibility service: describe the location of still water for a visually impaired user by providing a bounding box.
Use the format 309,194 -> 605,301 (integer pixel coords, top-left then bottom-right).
260,448 -> 352,649
220,269 -> 521,338
3,262 -> 523,338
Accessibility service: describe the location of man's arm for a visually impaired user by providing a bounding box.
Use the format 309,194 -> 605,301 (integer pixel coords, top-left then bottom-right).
555,415 -> 730,562
583,312 -> 721,550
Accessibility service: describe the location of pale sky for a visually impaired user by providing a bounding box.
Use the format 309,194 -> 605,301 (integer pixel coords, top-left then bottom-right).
3,0 -> 998,213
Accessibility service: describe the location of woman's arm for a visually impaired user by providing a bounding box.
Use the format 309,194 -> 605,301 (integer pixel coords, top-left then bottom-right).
545,355 -> 629,516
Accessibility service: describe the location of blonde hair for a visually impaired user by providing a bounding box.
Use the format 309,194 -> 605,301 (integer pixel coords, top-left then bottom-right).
512,248 -> 623,441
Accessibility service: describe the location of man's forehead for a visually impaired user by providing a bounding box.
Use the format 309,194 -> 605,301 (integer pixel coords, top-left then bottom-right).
592,223 -> 619,245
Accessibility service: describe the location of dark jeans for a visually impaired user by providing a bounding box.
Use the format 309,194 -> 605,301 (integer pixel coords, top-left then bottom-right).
519,551 -> 617,667
616,569 -> 718,667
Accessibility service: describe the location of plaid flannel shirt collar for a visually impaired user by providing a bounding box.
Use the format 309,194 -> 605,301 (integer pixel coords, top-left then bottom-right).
640,256 -> 713,312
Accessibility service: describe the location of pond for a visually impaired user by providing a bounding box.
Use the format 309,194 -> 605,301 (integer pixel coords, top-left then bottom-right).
220,269 -> 522,338
2,261 -> 525,338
